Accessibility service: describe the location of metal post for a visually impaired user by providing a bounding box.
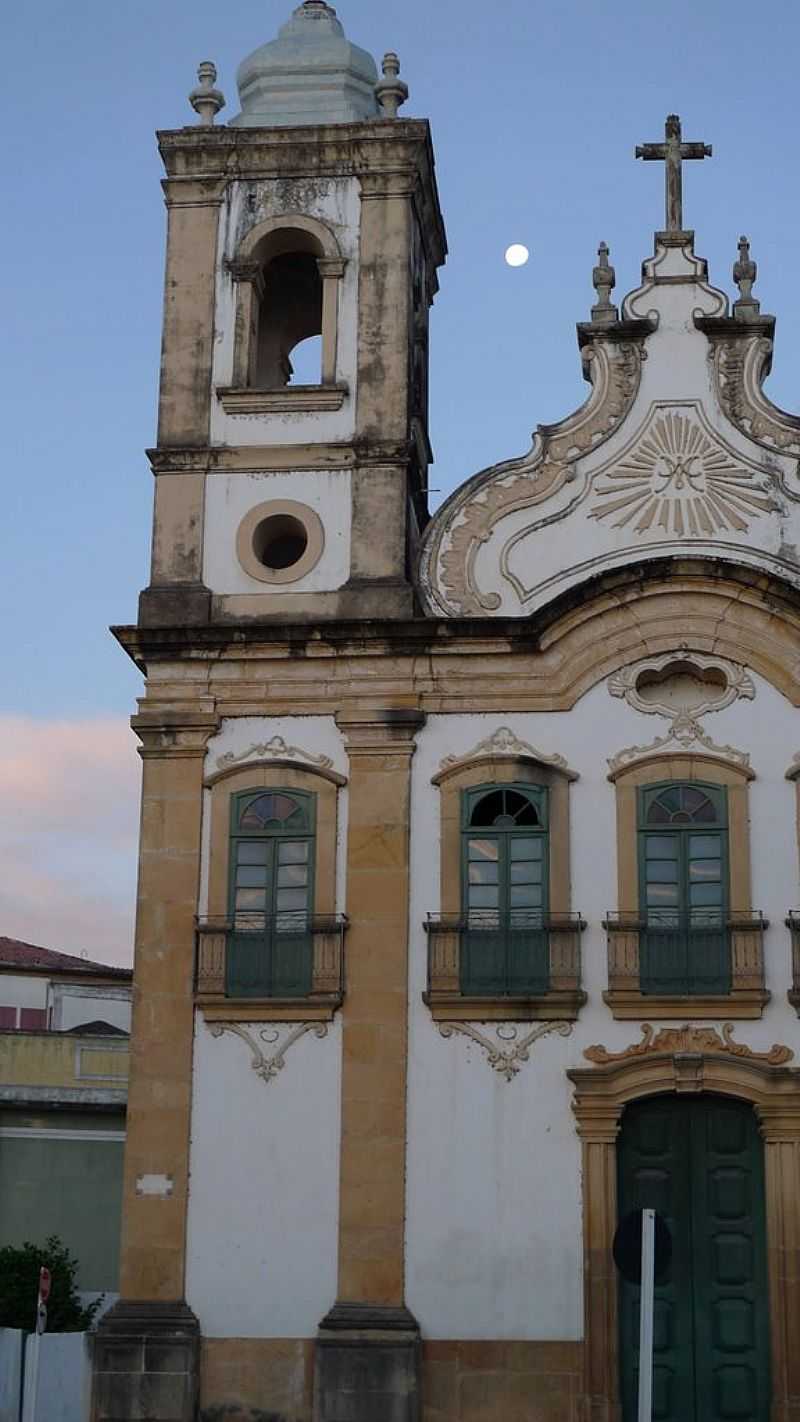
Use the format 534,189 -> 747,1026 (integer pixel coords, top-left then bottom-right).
637,1207 -> 655,1422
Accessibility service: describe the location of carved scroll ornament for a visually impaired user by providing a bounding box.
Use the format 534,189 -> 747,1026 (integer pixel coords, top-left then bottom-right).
419,337 -> 644,616
208,1021 -> 329,1085
438,1020 -> 573,1081
584,1022 -> 793,1067
712,336 -> 800,456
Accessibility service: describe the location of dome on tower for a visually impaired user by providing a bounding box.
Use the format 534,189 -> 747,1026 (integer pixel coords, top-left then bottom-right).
230,0 -> 380,128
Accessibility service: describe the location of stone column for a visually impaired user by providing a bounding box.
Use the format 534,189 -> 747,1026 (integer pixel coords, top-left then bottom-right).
576,1108 -> 622,1422
91,709 -> 218,1422
317,257 -> 346,386
315,709 -> 424,1422
760,1102 -> 800,1422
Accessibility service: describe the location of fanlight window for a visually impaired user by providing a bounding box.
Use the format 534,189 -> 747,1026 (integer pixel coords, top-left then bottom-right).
644,784 -> 721,826
468,786 -> 541,829
238,792 -> 310,833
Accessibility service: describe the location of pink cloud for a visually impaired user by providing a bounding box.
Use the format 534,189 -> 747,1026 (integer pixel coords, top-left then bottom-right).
0,718 -> 140,966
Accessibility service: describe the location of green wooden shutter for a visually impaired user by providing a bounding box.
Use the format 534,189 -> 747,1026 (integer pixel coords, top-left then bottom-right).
227,790 -> 315,997
460,785 -> 549,994
638,784 -> 730,995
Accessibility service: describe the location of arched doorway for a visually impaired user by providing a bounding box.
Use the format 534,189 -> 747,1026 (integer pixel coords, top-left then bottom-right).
618,1094 -> 770,1421
568,1042 -> 800,1422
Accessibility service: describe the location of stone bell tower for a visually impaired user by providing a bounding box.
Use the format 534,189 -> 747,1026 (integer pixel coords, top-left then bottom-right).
91,8 -> 445,1422
141,0 -> 446,631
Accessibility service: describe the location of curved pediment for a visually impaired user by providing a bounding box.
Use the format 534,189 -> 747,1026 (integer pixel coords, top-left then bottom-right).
419,231 -> 800,619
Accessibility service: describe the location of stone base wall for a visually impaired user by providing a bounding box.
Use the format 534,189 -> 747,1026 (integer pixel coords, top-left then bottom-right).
422,1342 -> 583,1422
196,1337 -> 582,1422
200,1339 -> 315,1421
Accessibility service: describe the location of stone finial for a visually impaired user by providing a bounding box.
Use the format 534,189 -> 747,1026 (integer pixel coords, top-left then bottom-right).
591,242 -> 618,325
189,61 -> 226,126
733,234 -> 760,320
375,52 -> 408,118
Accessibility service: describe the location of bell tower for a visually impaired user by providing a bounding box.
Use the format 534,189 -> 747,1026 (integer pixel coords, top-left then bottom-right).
92,9 -> 445,1422
141,0 -> 446,630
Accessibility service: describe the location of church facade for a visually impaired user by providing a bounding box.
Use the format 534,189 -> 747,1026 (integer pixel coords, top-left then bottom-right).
92,6 -> 800,1422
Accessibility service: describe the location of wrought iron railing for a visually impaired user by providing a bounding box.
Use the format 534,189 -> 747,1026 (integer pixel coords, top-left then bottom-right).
786,912 -> 800,1006
424,912 -> 585,999
196,914 -> 347,1001
604,910 -> 766,997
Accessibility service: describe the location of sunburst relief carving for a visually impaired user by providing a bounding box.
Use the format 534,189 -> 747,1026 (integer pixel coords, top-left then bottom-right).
590,408 -> 777,535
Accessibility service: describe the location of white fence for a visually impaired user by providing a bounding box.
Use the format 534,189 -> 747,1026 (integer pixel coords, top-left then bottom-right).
0,1330 -> 91,1422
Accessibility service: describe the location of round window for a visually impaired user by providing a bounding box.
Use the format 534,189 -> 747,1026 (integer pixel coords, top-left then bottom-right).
236,500 -> 324,585
252,514 -> 308,571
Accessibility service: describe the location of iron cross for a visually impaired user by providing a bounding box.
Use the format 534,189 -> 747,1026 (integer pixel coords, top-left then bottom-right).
636,115 -> 712,232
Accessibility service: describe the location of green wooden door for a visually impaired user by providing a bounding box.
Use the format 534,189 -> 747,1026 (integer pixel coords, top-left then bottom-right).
618,1096 -> 770,1422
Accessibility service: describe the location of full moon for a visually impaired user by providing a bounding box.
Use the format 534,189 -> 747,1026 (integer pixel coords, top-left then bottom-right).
505,243 -> 529,267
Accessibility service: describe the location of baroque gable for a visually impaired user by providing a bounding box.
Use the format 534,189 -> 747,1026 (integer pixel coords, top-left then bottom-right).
419,225 -> 800,619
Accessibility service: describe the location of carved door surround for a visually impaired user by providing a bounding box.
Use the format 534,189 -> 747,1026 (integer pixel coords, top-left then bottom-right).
568,1040 -> 800,1422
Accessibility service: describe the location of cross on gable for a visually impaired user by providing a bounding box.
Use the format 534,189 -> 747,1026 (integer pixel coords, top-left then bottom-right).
636,114 -> 712,233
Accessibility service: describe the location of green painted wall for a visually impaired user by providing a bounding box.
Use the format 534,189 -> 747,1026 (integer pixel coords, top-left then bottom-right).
0,1111 -> 125,1292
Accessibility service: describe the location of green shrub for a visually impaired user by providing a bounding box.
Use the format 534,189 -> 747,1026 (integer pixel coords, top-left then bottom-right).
0,1235 -> 103,1332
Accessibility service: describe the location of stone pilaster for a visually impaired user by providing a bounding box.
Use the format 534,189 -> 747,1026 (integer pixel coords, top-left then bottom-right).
760,1103 -> 800,1422
91,709 -> 218,1422
314,708 -> 424,1422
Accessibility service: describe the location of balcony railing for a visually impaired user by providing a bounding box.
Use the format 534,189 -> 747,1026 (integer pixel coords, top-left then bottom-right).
786,912 -> 800,1011
424,912 -> 586,1017
605,910 -> 767,1001
196,914 -> 347,1005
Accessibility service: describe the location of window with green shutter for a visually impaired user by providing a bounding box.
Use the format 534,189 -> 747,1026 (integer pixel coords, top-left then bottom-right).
460,783 -> 549,995
227,789 -> 315,997
638,782 -> 730,995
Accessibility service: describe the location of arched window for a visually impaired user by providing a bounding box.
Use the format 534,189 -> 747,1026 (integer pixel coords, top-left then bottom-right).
223,218 -> 347,405
461,783 -> 549,994
254,244 -> 323,387
638,781 -> 729,994
228,788 -> 316,997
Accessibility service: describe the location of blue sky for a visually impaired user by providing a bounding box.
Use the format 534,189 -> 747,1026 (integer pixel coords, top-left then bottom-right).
3,0 -> 800,959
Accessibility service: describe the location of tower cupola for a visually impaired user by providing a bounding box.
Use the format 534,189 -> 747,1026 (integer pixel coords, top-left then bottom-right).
231,0 -> 380,128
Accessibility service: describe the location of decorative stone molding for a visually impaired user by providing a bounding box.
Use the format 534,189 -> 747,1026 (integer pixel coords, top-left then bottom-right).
584,1022 -> 793,1067
608,651 -> 754,734
207,736 -> 346,787
568,1039 -> 800,1420
216,385 -> 348,414
433,726 -> 577,784
437,1019 -> 573,1081
588,402 -> 779,536
607,723 -> 752,777
207,1021 -> 329,1085
419,336 -> 645,616
710,333 -> 800,456
785,752 -> 800,782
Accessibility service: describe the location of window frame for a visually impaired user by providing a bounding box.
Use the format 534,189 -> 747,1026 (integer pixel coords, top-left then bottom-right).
197,760 -> 344,1020
606,752 -> 767,1019
426,754 -> 585,1021
636,780 -> 731,995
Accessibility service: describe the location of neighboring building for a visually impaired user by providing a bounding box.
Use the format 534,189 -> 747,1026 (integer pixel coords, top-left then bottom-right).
94,7 -> 800,1422
0,939 -> 131,1295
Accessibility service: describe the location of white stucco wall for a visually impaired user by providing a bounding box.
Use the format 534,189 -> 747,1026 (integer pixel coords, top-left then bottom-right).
405,673 -> 800,1339
184,676 -> 799,1342
210,177 -> 361,448
187,715 -> 347,1335
185,1012 -> 342,1337
203,469 -> 351,597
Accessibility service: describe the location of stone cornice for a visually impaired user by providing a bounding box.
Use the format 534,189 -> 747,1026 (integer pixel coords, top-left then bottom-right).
156,119 -> 446,266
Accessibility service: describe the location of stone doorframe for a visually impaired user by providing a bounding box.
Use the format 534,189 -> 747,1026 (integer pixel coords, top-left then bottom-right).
568,1050 -> 800,1422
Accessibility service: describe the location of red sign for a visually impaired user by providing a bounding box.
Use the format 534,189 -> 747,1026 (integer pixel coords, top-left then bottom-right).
38,1267 -> 51,1304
